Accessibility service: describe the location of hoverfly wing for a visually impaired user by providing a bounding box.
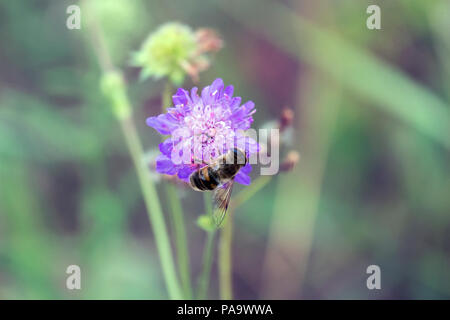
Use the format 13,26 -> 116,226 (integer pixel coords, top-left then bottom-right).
212,179 -> 235,227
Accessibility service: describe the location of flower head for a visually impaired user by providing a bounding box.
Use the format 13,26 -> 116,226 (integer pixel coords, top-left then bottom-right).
133,23 -> 222,84
147,78 -> 258,185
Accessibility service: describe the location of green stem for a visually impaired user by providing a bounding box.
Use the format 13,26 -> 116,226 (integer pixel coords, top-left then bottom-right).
232,175 -> 273,209
203,187 -> 214,216
162,81 -> 192,299
197,193 -> 216,299
197,229 -> 216,299
119,116 -> 183,300
219,213 -> 233,300
83,2 -> 182,299
218,175 -> 272,300
165,183 -> 192,299
162,81 -> 173,109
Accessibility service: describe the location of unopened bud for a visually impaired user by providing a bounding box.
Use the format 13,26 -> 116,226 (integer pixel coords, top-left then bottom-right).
279,108 -> 294,132
197,214 -> 217,232
133,22 -> 197,85
195,28 -> 223,54
180,57 -> 210,83
280,151 -> 300,172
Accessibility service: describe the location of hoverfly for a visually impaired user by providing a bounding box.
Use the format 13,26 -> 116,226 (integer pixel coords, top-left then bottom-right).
189,148 -> 248,226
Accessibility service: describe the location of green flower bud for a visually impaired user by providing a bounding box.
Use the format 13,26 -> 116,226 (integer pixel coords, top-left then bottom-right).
197,214 -> 217,232
133,23 -> 198,85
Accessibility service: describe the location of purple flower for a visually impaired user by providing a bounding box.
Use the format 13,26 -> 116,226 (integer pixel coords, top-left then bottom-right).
147,78 -> 258,185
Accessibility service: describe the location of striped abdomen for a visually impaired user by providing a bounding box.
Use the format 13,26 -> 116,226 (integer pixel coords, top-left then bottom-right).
190,166 -> 221,191
189,148 -> 248,192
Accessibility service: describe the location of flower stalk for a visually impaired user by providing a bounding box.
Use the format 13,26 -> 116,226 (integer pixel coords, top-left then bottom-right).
197,229 -> 216,299
197,193 -> 217,299
117,110 -> 182,300
219,213 -> 233,300
219,175 -> 272,299
103,71 -> 183,300
84,3 -> 183,299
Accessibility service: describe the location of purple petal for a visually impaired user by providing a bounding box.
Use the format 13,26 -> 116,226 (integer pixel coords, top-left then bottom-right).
230,97 -> 241,110
172,88 -> 191,106
155,154 -> 178,175
167,106 -> 187,119
229,101 -> 256,130
233,118 -> 253,130
201,78 -> 225,105
159,138 -> 174,157
245,137 -> 259,154
240,163 -> 252,174
234,134 -> 259,154
224,85 -> 234,99
146,114 -> 179,135
234,169 -> 251,185
177,165 -> 197,182
190,87 -> 200,104
201,85 -> 210,103
210,78 -> 224,99
242,101 -> 255,112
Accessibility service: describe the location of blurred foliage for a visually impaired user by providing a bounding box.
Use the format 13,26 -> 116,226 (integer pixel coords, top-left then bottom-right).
0,0 -> 449,299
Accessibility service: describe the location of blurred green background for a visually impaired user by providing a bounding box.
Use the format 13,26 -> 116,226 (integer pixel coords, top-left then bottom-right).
0,0 -> 449,299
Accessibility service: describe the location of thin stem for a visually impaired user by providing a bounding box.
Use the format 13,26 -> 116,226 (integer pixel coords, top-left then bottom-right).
260,73 -> 341,298
165,183 -> 192,299
197,193 -> 216,299
218,175 -> 272,300
219,212 -> 233,300
83,1 -> 182,299
162,81 -> 173,109
203,187 -> 214,216
232,175 -> 273,209
162,81 -> 192,299
119,116 -> 183,300
197,229 -> 216,299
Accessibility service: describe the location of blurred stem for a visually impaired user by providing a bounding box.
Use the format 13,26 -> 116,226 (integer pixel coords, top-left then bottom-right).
162,81 -> 173,109
260,72 -> 341,298
162,82 -> 192,299
118,106 -> 182,300
118,105 -> 182,300
219,175 -> 272,300
84,2 -> 182,299
219,212 -> 233,300
232,175 -> 272,209
203,186 -> 214,216
197,230 -> 216,299
165,183 -> 192,299
197,193 -> 216,299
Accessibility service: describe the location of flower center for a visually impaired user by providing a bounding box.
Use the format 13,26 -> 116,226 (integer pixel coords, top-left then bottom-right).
182,102 -> 235,164
207,128 -> 216,138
